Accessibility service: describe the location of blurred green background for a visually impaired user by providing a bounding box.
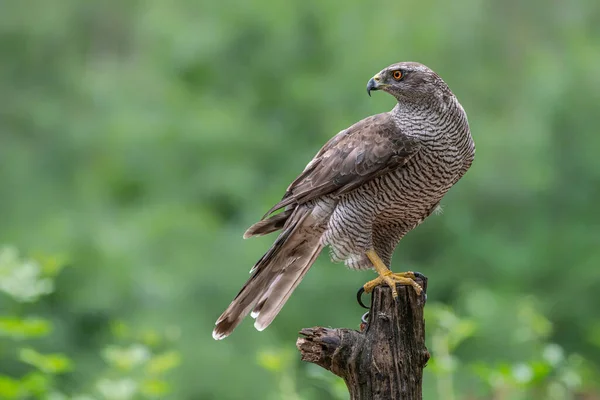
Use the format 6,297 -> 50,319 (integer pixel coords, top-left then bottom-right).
1,0 -> 600,399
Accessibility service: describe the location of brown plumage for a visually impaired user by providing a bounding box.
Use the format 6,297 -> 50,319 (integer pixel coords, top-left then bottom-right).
213,62 -> 475,340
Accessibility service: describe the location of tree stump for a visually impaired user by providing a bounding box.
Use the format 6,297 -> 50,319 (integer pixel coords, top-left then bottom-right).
296,276 -> 429,400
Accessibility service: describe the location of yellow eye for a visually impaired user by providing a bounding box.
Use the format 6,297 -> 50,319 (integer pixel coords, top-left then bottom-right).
392,70 -> 403,81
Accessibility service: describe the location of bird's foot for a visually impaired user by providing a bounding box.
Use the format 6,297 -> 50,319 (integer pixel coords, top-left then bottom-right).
358,250 -> 424,308
363,271 -> 423,299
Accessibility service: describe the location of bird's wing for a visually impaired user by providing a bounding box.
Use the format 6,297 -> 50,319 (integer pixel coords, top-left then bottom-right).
263,112 -> 422,217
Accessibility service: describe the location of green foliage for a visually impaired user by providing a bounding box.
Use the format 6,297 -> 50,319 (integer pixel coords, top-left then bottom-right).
0,248 -> 180,399
1,0 -> 600,398
419,302 -> 600,399
0,318 -> 51,340
0,247 -> 54,302
19,348 -> 72,375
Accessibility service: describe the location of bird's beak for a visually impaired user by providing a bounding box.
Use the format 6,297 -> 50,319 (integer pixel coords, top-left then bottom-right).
367,74 -> 382,97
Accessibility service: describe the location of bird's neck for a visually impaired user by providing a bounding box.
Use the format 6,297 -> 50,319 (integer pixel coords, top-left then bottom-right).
391,97 -> 462,136
392,101 -> 430,117
390,101 -> 435,129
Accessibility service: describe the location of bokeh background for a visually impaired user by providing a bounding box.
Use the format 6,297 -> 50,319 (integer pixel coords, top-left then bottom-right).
1,0 -> 600,399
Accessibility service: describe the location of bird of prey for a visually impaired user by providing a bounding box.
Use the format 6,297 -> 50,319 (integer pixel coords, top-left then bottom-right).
213,62 -> 475,340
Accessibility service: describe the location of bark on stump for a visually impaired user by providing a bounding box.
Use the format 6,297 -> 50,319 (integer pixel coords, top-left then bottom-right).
296,277 -> 429,400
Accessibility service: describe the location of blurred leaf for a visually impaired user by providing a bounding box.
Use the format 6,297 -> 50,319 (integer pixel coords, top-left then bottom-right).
305,364 -> 347,400
0,375 -> 21,399
102,344 -> 151,371
33,252 -> 69,277
257,349 -> 285,373
0,317 -> 52,339
47,393 -> 69,400
586,321 -> 600,349
512,363 -> 534,385
109,320 -> 131,340
145,351 -> 181,375
516,299 -> 553,342
447,319 -> 477,351
19,348 -> 72,374
542,344 -> 565,367
96,378 -> 137,400
20,372 -> 50,396
140,378 -> 170,397
529,361 -> 553,382
139,329 -> 161,348
0,246 -> 53,302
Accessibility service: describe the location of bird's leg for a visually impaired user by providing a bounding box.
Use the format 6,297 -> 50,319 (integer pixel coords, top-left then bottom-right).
362,249 -> 423,299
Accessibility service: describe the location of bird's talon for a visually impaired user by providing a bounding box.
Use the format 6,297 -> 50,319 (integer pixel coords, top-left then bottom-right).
413,284 -> 423,296
361,312 -> 369,324
357,286 -> 369,309
362,270 -> 423,298
413,271 -> 426,280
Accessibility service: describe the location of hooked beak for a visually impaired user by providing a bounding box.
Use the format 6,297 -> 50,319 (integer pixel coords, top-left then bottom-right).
367,74 -> 383,97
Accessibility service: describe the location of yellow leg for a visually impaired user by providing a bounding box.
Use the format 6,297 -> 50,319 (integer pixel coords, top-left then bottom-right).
363,249 -> 422,299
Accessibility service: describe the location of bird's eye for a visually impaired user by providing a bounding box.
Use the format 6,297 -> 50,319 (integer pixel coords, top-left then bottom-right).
392,70 -> 403,81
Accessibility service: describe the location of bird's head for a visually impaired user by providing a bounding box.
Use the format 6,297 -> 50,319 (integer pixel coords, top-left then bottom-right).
367,62 -> 449,103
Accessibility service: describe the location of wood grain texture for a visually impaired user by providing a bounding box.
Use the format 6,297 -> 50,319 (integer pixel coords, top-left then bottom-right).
297,277 -> 429,400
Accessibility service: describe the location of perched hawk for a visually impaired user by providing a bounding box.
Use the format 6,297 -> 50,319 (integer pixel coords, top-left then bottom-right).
213,62 -> 475,340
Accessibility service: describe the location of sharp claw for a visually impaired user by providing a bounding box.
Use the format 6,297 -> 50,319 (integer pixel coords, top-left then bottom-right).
361,312 -> 369,324
414,284 -> 423,295
413,271 -> 426,280
385,277 -> 398,299
357,286 -> 370,309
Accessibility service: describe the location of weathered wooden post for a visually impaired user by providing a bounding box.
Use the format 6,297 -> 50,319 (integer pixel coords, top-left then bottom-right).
296,276 -> 429,400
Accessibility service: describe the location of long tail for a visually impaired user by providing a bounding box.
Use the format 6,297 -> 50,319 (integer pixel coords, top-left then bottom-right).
212,206 -> 323,340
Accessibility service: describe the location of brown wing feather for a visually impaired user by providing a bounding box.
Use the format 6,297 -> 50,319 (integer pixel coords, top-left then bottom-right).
263,112 -> 421,217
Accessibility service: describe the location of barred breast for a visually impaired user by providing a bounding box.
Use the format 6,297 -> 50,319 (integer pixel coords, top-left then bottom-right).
321,98 -> 475,270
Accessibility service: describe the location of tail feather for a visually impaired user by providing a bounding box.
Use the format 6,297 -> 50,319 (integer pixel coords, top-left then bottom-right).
213,207 -> 323,340
243,209 -> 293,239
253,242 -> 322,331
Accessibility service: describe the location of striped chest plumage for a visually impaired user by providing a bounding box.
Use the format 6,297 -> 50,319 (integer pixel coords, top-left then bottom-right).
378,128 -> 473,216
322,101 -> 475,270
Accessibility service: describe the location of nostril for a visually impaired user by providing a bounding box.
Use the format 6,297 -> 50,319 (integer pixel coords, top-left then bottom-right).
374,76 -> 380,82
